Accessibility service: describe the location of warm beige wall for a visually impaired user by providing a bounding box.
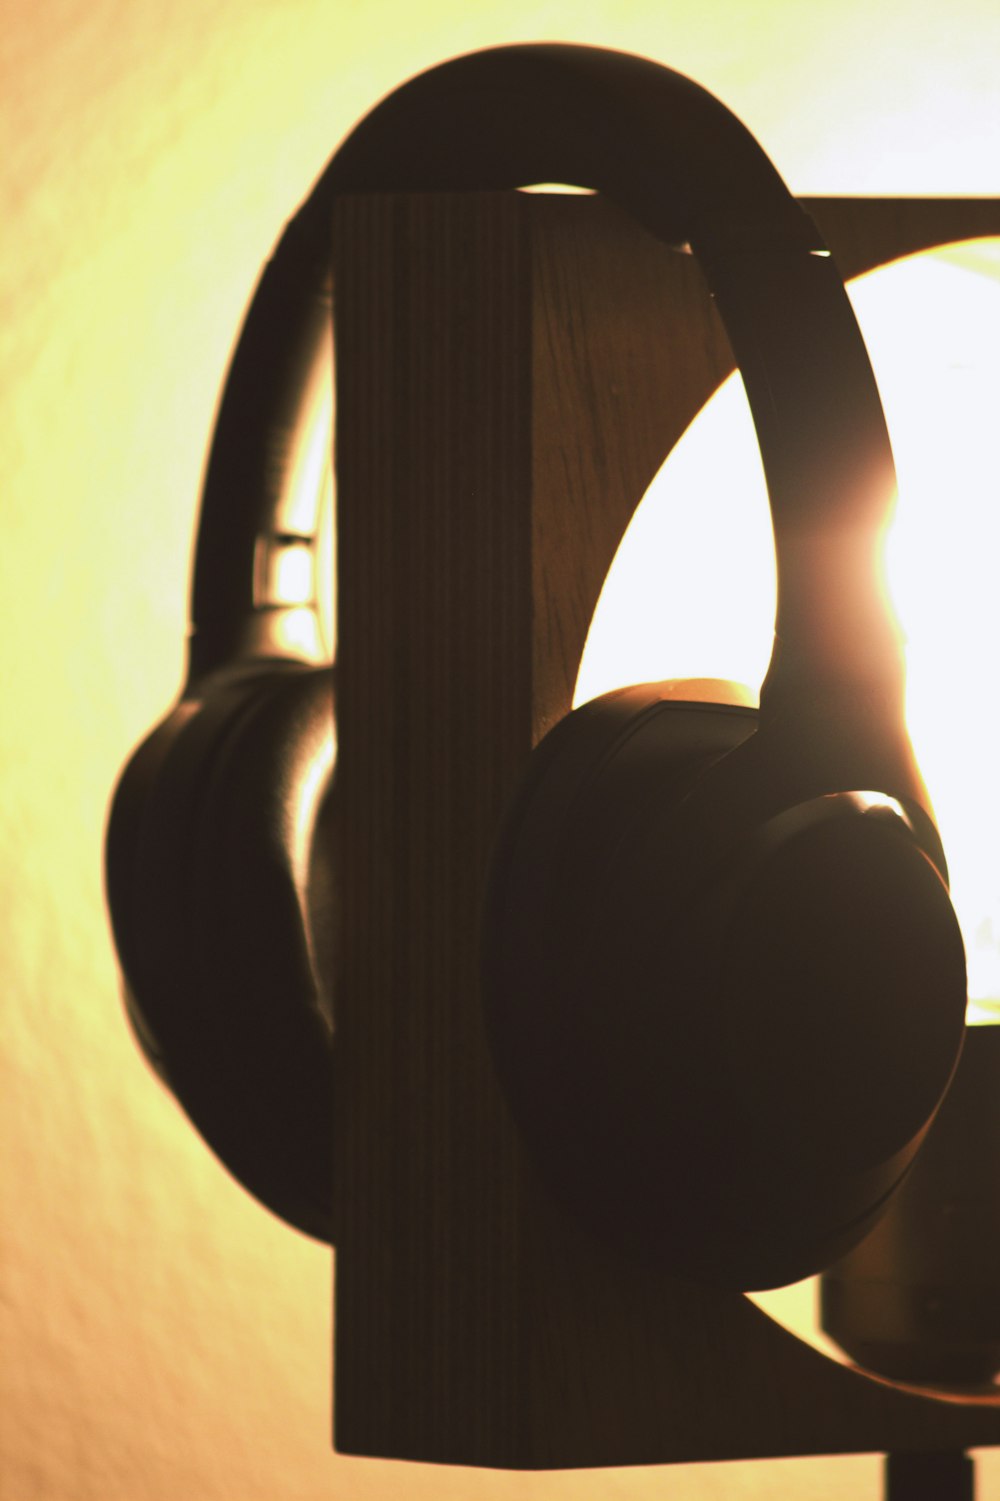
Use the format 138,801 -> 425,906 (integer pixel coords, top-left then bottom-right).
2,3 -> 998,1499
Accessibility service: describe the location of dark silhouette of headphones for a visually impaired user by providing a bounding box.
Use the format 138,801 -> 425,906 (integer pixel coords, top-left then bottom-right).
105,44 -> 968,1286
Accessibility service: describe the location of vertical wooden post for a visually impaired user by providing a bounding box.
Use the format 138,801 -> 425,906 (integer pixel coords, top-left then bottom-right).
332,191 -> 1000,1468
333,191 -> 530,1464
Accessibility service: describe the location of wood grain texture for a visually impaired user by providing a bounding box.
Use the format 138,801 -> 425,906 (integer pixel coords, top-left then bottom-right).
332,192 -> 1000,1468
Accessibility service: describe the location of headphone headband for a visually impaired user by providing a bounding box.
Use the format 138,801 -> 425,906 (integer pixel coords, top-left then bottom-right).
193,42 -> 902,717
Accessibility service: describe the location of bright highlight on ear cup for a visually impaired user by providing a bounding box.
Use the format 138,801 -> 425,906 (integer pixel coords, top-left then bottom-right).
106,666 -> 335,1241
483,682 -> 968,1289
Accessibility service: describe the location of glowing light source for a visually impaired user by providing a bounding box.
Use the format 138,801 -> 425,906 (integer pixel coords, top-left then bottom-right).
575,239 -> 1000,1024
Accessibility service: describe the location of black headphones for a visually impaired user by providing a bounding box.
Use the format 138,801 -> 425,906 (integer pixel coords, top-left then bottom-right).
105,44 -> 968,1285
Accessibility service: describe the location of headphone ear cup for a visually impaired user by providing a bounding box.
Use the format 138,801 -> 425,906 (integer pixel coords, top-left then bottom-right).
484,681 -> 967,1289
106,667 -> 335,1241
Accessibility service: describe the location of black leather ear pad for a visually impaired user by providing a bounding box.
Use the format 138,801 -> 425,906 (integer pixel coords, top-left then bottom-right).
106,666 -> 335,1241
483,681 -> 968,1289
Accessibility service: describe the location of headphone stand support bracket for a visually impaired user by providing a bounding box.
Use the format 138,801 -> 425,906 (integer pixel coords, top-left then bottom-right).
331,188 -> 1000,1471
